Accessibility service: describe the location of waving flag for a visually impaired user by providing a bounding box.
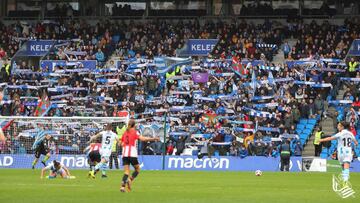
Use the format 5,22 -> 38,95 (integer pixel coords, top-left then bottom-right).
268,71 -> 275,86
231,56 -> 248,76
251,70 -> 257,92
34,91 -> 51,116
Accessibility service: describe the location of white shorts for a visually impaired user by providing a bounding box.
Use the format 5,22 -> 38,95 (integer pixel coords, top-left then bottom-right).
338,147 -> 352,163
100,149 -> 111,161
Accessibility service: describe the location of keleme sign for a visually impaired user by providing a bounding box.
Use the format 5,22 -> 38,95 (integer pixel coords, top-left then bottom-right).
187,39 -> 218,56
26,40 -> 54,56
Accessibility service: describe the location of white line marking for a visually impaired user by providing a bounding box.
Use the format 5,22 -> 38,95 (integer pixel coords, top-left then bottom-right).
14,183 -> 95,187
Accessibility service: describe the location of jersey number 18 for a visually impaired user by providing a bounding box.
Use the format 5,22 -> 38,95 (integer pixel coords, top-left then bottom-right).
342,137 -> 352,147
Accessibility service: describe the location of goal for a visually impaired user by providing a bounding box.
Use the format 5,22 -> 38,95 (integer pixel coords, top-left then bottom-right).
0,116 -> 129,169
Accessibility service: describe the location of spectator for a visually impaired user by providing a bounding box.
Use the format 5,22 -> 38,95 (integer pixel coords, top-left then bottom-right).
239,144 -> 248,158
0,47 -> 6,59
282,41 -> 291,59
170,136 -> 186,156
95,49 -> 105,62
294,141 -> 303,156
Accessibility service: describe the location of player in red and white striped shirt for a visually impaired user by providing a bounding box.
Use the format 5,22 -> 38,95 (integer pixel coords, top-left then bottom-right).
120,119 -> 159,192
84,142 -> 101,176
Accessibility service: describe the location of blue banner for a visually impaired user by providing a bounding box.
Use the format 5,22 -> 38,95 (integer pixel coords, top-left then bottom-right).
348,39 -> 360,56
26,40 -> 54,56
40,60 -> 97,71
0,154 -> 307,172
187,39 -> 218,56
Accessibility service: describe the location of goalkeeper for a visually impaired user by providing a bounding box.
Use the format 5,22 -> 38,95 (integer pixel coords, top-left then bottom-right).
31,129 -> 52,169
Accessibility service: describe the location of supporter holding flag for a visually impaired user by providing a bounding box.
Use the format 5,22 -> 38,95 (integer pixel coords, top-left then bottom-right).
34,90 -> 50,117
231,56 -> 248,76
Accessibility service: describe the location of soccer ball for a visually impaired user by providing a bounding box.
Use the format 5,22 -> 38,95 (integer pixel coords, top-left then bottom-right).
255,170 -> 262,176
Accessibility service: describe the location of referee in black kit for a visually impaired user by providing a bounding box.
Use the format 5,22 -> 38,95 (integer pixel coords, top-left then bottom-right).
279,139 -> 291,171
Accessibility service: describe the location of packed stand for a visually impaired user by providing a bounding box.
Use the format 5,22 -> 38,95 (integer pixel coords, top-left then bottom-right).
0,19 -> 359,159
287,18 -> 360,60
1,20 -> 120,64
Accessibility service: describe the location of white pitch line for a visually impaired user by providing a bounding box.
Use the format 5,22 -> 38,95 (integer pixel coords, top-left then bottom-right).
14,183 -> 95,187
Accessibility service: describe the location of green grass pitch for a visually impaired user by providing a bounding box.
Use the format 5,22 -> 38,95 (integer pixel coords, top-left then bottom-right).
0,169 -> 359,203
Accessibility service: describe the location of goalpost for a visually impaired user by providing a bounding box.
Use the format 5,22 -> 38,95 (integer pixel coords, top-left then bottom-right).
0,116 -> 129,169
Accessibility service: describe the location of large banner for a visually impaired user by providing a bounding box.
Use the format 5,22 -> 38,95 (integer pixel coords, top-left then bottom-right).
40,60 -> 97,71
26,40 -> 55,56
186,39 -> 218,56
347,39 -> 360,56
165,156 -> 303,172
0,154 -> 308,172
3,154 -> 359,172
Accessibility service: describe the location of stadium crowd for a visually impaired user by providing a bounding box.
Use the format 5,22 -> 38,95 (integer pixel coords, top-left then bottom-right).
0,18 -> 360,158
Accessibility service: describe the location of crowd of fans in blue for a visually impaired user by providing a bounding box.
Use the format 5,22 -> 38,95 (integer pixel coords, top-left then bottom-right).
0,18 -> 359,159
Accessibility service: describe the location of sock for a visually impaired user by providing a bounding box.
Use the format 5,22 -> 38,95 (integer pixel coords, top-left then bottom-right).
42,155 -> 50,163
131,171 -> 139,180
343,169 -> 350,182
102,163 -> 108,175
94,162 -> 102,171
122,174 -> 129,186
32,159 -> 38,167
101,164 -> 106,175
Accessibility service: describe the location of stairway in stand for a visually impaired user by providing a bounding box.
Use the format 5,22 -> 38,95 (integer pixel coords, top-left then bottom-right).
302,87 -> 346,156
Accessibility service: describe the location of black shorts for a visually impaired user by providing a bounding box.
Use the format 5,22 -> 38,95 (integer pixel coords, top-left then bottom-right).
34,148 -> 49,158
122,157 -> 139,166
88,151 -> 101,163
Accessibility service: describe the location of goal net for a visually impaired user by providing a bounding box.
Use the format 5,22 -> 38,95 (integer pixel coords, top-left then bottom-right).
0,116 -> 129,169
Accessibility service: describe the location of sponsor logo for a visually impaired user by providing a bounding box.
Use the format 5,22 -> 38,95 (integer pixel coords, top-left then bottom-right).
0,156 -> 13,167
168,157 -> 229,169
60,156 -> 89,168
30,44 -> 51,52
191,44 -> 216,51
60,156 -> 122,168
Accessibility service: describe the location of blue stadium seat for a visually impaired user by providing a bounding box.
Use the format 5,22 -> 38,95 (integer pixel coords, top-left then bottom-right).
297,124 -> 305,130
299,133 -> 308,140
308,119 -> 317,125
214,151 -> 219,156
302,129 -> 312,136
305,124 -> 315,130
299,119 -> 307,124
296,129 -> 303,134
